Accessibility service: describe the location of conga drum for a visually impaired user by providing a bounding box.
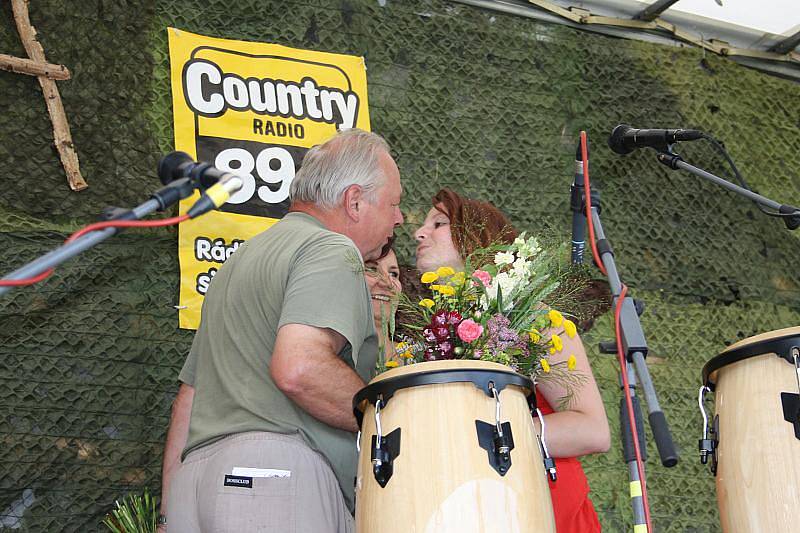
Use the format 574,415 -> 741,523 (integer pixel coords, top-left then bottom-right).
700,326 -> 800,532
353,360 -> 556,533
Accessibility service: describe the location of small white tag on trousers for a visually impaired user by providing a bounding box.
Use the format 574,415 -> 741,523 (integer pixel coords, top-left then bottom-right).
231,467 -> 291,478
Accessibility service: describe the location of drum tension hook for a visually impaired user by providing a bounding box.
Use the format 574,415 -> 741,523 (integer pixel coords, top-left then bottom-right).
476,383 -> 516,476
371,396 -> 401,488
534,407 -> 557,481
698,386 -> 719,473
780,347 -> 800,441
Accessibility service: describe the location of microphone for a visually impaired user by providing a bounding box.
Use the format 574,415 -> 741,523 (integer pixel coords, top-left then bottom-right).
608,124 -> 703,155
570,140 -> 587,265
157,151 -> 244,218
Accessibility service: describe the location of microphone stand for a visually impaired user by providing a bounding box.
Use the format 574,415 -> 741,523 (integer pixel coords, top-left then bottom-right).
580,193 -> 679,531
0,177 -> 196,297
656,149 -> 800,230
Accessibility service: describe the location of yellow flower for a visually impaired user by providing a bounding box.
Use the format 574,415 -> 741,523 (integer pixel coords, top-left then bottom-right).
528,328 -> 541,343
436,266 -> 456,278
451,272 -> 466,286
385,360 -> 400,368
394,342 -> 413,360
548,309 -> 564,328
567,354 -> 577,371
420,271 -> 438,284
563,319 -> 577,338
540,358 -> 551,373
550,334 -> 563,352
435,285 -> 456,296
419,299 -> 435,308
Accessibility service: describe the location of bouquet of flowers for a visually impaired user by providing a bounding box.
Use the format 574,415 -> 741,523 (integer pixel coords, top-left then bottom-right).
381,234 -> 585,395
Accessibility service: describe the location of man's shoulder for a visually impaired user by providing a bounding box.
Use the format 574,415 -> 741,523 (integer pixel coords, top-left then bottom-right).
269,212 -> 358,251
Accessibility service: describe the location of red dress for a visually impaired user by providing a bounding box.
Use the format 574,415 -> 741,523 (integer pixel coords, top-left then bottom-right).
536,391 -> 602,532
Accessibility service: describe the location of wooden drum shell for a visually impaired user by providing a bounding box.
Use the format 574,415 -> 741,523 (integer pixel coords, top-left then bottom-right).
707,327 -> 800,533
355,360 -> 555,533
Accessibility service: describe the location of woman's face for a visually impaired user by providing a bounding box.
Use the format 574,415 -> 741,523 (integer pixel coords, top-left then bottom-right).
365,250 -> 402,323
414,205 -> 464,273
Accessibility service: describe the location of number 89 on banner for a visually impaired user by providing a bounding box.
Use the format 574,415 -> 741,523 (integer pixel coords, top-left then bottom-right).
197,138 -> 306,218
217,146 -> 294,204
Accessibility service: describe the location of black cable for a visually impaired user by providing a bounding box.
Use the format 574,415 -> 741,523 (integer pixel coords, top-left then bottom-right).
701,133 -> 798,219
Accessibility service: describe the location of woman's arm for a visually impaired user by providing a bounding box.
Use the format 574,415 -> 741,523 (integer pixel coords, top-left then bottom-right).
533,327 -> 610,458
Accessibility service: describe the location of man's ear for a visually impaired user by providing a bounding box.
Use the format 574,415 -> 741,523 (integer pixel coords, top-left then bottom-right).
343,184 -> 363,222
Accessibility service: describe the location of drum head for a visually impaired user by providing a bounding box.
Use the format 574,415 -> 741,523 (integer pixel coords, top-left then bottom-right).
702,326 -> 800,388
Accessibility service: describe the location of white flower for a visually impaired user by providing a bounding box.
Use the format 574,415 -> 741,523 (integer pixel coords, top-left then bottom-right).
512,257 -> 531,277
520,236 -> 541,258
494,251 -> 515,266
485,272 -> 517,311
510,233 -> 540,259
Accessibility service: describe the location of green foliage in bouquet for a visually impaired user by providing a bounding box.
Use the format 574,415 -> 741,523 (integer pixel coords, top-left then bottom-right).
101,488 -> 157,533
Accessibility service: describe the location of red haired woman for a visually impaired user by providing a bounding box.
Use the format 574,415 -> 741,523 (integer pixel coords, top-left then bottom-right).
414,188 -> 610,532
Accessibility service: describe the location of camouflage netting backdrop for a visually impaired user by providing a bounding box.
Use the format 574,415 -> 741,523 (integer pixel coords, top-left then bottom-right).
1,0 -> 798,530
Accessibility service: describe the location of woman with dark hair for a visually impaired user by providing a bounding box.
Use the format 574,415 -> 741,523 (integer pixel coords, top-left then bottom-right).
414,188 -> 609,533
364,238 -> 402,361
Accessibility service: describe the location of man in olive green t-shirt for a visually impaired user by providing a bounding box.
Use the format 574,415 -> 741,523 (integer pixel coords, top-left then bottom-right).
160,129 -> 403,532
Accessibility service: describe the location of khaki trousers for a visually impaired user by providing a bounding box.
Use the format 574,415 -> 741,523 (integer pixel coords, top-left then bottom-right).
167,431 -> 354,533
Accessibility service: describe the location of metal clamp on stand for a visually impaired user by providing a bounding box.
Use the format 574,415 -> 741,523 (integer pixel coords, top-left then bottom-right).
476,382 -> 515,476
370,396 -> 401,488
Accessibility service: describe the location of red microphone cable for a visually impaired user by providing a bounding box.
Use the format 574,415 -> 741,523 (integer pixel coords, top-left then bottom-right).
579,130 -> 653,533
0,215 -> 189,287
64,215 -> 189,243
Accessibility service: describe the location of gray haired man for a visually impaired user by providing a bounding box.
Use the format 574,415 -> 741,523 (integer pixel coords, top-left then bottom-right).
160,129 -> 403,532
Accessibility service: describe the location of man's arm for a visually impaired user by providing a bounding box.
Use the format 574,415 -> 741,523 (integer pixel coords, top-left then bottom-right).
270,323 -> 365,433
159,383 -> 195,528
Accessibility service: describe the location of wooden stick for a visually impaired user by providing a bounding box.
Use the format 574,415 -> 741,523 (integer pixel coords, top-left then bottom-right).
0,53 -> 70,80
11,0 -> 87,191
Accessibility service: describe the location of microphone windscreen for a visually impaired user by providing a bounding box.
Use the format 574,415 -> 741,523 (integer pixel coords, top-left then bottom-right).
158,151 -> 193,185
608,124 -> 633,155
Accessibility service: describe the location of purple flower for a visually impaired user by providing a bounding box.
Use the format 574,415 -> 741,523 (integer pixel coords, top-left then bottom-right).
485,314 -> 529,359
447,311 -> 463,325
439,340 -> 454,358
433,326 -> 450,341
432,311 -> 448,327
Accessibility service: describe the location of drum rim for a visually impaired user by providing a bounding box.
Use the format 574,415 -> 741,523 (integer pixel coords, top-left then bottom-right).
702,329 -> 800,389
353,364 -> 534,426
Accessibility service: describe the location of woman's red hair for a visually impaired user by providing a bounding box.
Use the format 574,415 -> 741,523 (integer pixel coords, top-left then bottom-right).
431,188 -> 518,259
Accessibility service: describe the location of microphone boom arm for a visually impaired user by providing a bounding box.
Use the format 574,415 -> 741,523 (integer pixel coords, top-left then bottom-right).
656,151 -> 800,230
0,176 -> 197,296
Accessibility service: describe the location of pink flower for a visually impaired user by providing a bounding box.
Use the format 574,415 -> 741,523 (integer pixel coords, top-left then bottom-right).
472,270 -> 492,287
457,319 -> 484,343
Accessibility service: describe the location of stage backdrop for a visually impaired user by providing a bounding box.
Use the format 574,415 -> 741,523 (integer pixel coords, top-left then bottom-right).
0,1 -> 798,531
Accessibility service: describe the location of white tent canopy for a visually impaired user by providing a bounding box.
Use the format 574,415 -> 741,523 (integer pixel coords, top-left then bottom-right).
663,0 -> 797,37
455,0 -> 800,80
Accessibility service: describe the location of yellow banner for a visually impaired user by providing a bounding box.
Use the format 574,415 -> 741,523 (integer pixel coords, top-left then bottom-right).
167,28 -> 371,329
